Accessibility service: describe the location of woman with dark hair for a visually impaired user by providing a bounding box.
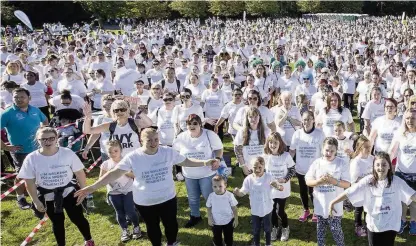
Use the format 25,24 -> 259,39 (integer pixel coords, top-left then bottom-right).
329,152 -> 416,246
316,92 -> 354,136
234,107 -> 270,176
173,114 -> 223,228
172,88 -> 204,136
87,69 -> 114,111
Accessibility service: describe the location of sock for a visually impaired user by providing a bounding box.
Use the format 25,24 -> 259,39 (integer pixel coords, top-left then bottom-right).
17,194 -> 25,201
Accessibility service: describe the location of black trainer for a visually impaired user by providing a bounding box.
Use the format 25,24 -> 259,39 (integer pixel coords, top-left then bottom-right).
184,216 -> 202,228
17,197 -> 31,210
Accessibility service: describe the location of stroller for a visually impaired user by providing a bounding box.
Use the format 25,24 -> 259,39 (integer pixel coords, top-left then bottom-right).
49,108 -> 85,152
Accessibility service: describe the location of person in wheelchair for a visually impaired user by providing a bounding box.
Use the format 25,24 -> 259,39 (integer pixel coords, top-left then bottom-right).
57,115 -> 80,147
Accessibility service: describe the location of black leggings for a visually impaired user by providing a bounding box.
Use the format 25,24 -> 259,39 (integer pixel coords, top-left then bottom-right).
354,206 -> 366,227
272,198 -> 288,228
204,121 -> 224,141
39,106 -> 50,121
367,230 -> 396,246
135,197 -> 178,246
46,191 -> 92,246
296,173 -> 314,211
343,93 -> 354,112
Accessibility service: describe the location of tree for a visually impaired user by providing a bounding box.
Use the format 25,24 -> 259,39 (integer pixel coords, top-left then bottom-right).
0,1 -> 17,25
169,1 -> 208,18
125,1 -> 170,19
296,0 -> 321,13
77,1 -> 127,26
297,0 -> 363,13
208,0 -> 245,17
245,0 -> 280,16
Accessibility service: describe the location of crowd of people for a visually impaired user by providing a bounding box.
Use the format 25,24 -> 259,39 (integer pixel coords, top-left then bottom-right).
1,16 -> 416,246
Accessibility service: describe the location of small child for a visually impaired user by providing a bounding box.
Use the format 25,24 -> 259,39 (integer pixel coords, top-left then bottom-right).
57,117 -> 79,147
349,135 -> 374,237
263,132 -> 296,242
206,175 -> 238,246
100,140 -> 142,243
233,156 -> 283,246
333,121 -> 354,164
305,137 -> 351,246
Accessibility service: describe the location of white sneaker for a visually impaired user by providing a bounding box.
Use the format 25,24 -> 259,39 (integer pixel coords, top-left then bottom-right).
120,228 -> 130,242
176,172 -> 184,181
271,226 -> 279,241
281,226 -> 290,242
132,226 -> 142,239
165,242 -> 180,246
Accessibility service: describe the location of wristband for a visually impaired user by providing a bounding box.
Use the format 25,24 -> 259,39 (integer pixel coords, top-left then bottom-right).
336,179 -> 340,186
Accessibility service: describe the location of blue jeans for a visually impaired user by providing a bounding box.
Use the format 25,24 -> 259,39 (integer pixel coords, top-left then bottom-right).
184,174 -> 214,217
108,191 -> 139,229
252,212 -> 272,246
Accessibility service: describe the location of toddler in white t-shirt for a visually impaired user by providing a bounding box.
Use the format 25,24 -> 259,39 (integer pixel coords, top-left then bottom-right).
233,156 -> 283,246
206,175 -> 238,246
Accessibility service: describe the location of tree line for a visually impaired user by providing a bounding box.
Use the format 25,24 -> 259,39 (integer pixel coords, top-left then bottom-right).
1,1 -> 416,27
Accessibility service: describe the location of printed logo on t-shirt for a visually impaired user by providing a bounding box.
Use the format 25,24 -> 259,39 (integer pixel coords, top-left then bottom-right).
16,113 -> 25,120
110,133 -> 134,148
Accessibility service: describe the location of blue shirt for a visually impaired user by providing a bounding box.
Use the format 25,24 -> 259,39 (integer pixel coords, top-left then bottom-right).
1,104 -> 47,153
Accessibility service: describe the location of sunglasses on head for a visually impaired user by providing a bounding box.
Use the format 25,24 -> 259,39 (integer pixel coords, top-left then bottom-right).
113,108 -> 127,113
163,98 -> 174,102
180,95 -> 191,99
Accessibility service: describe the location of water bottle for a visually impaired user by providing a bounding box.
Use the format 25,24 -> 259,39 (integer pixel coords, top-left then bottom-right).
86,194 -> 95,209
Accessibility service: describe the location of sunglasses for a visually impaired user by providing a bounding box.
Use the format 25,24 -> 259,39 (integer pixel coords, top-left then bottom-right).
180,95 -> 191,99
113,108 -> 127,113
62,103 -> 71,106
163,98 -> 174,102
186,122 -> 199,126
303,78 -> 310,80
38,137 -> 56,142
233,93 -> 242,96
322,72 -> 328,74
248,97 -> 258,101
223,77 -> 230,79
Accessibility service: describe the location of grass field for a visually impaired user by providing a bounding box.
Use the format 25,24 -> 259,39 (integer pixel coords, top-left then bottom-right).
1,113 -> 416,246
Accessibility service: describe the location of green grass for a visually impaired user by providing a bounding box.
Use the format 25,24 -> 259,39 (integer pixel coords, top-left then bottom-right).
1,112 -> 416,246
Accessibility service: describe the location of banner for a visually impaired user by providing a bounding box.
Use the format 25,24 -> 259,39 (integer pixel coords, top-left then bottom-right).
14,10 -> 33,31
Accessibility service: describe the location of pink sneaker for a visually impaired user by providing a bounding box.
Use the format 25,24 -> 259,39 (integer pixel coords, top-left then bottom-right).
84,240 -> 95,246
299,210 -> 311,222
355,226 -> 367,237
311,214 -> 318,222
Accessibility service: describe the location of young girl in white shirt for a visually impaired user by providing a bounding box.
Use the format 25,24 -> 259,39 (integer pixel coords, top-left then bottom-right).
305,137 -> 351,246
206,175 -> 238,246
233,156 -> 283,246
333,121 -> 354,164
100,140 -> 141,242
330,152 -> 416,246
263,132 -> 296,242
349,135 -> 374,237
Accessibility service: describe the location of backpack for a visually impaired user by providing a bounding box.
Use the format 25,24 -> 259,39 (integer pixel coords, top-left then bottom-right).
109,118 -> 140,140
161,79 -> 181,93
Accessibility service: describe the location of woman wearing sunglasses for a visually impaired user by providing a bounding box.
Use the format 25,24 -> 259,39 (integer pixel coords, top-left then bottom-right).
17,127 -> 95,246
172,88 -> 204,137
173,114 -> 223,228
83,99 -> 152,156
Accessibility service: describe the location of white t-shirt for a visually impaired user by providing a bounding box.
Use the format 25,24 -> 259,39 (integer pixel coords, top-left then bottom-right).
171,103 -> 204,132
276,76 -> 299,94
87,79 -> 115,108
372,116 -> 401,152
392,132 -> 416,173
206,191 -> 238,225
57,79 -> 87,98
240,173 -> 274,217
49,94 -> 84,111
21,82 -> 48,108
2,73 -> 26,85
0,90 -> 13,108
234,128 -> 270,170
93,115 -> 113,154
350,155 -> 374,183
305,157 -> 351,218
114,68 -> 140,96
186,83 -> 206,103
91,61 -> 113,78
17,148 -> 84,201
333,135 -> 354,164
109,121 -> 140,156
234,105 -> 275,131
173,129 -> 222,179
290,128 -> 326,175
346,176 -> 415,233
201,89 -> 228,119
101,159 -> 133,195
318,108 -> 353,137
273,105 -> 302,146
149,106 -> 175,146
362,100 -> 386,125
356,81 -> 371,106
220,101 -> 245,135
264,152 -> 295,198
117,146 -> 186,206
131,89 -> 150,106
147,97 -> 164,115
340,71 -> 358,94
